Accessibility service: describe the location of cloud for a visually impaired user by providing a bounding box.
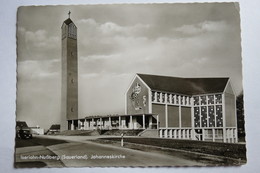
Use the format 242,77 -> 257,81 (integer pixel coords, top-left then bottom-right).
175,20 -> 231,36
17,27 -> 60,61
17,59 -> 60,83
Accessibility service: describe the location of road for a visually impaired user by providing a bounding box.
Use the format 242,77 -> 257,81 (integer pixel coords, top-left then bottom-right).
15,135 -> 221,167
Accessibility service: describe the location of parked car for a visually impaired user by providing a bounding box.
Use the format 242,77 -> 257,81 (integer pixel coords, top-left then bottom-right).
16,121 -> 32,139
18,128 -> 32,139
46,124 -> 60,135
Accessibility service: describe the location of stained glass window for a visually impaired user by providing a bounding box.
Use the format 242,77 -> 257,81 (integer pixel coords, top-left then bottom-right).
194,107 -> 200,127
194,96 -> 199,106
201,106 -> 207,127
208,95 -> 214,104
215,94 -> 222,104
201,96 -> 207,105
208,105 -> 215,127
216,105 -> 223,127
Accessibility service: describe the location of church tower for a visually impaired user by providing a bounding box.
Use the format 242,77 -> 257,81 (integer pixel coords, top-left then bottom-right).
61,12 -> 78,131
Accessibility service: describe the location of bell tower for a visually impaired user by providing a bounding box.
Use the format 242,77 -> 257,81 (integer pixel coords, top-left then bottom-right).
61,11 -> 78,131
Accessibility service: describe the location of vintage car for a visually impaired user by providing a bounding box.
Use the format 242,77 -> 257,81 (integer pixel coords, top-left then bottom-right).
18,128 -> 33,139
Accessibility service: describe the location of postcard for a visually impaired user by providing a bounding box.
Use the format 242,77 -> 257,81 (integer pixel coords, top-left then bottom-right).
15,2 -> 246,167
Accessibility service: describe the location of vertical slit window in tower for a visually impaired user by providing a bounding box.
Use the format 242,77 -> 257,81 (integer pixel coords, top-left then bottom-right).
216,105 -> 223,127
208,105 -> 215,127
194,107 -> 200,127
201,106 -> 207,127
208,95 -> 214,104
194,96 -> 199,106
62,26 -> 66,39
215,94 -> 222,104
152,91 -> 155,102
201,96 -> 207,105
68,24 -> 71,37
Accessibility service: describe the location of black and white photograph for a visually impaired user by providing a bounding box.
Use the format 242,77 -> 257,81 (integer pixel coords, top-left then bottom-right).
15,2 -> 246,168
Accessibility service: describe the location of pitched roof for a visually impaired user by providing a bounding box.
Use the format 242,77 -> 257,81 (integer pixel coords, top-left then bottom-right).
137,73 -> 229,95
49,124 -> 60,130
63,18 -> 73,25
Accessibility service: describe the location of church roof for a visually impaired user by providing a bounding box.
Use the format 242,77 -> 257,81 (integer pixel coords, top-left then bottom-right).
63,18 -> 74,25
137,73 -> 229,95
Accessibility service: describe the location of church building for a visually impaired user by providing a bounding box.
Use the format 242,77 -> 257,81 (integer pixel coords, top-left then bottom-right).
60,14 -> 238,143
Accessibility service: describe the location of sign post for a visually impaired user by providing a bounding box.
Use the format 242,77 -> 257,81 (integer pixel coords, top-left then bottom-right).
121,133 -> 124,147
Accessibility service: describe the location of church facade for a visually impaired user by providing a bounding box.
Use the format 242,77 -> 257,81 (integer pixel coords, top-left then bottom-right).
67,73 -> 237,143
60,16 -> 237,143
126,74 -> 238,143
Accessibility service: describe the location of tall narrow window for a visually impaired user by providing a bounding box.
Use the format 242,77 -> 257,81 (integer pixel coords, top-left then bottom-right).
167,93 -> 170,103
162,93 -> 165,103
201,96 -> 207,105
176,95 -> 179,104
201,106 -> 207,127
208,105 -> 215,127
208,95 -> 214,104
216,105 -> 223,127
194,107 -> 200,127
152,91 -> 155,102
172,94 -> 175,104
194,96 -> 199,106
157,92 -> 160,102
215,94 -> 222,104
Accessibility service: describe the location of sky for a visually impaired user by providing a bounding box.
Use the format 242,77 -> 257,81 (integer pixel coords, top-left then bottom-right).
16,3 -> 243,130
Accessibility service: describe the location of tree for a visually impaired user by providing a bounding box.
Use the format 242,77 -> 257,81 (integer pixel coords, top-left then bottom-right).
236,93 -> 245,142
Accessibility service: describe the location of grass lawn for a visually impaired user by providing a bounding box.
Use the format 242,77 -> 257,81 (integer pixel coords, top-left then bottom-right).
98,137 -> 247,161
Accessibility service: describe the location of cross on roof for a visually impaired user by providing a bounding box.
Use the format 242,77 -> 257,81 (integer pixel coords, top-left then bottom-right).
68,11 -> 71,18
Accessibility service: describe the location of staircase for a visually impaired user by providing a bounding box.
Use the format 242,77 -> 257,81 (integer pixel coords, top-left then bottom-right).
102,129 -> 144,136
54,130 -> 100,136
138,129 -> 159,137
